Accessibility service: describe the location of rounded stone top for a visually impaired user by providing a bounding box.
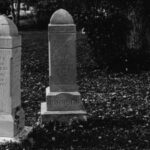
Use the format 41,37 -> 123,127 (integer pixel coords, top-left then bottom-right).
0,15 -> 18,36
50,9 -> 74,24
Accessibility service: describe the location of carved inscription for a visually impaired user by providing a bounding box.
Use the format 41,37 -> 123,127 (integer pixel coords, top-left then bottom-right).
47,93 -> 83,111
0,50 -> 11,112
50,35 -> 76,85
49,98 -> 79,105
49,94 -> 80,106
0,55 -> 8,86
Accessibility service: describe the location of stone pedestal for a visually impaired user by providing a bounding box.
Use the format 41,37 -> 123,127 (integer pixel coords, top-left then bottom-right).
41,87 -> 86,122
0,15 -> 24,137
41,9 -> 86,122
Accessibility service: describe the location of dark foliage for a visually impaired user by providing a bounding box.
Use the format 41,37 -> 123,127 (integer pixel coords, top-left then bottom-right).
24,114 -> 150,150
21,31 -> 49,126
84,10 -> 131,71
35,0 -> 150,72
35,1 -> 60,29
0,0 -> 10,15
80,0 -> 148,72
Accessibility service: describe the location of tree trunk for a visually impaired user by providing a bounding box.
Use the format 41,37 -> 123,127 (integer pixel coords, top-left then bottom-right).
10,0 -> 16,22
127,0 -> 144,50
16,0 -> 21,27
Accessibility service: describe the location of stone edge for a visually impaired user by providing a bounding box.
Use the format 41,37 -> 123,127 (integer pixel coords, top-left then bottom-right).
41,102 -> 87,115
46,86 -> 80,96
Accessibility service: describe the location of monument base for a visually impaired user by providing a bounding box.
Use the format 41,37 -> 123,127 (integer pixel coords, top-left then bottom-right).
0,126 -> 32,144
0,114 -> 14,137
46,87 -> 86,111
0,107 -> 25,138
41,102 -> 87,122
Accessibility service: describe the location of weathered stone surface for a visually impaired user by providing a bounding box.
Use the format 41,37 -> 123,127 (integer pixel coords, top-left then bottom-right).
0,49 -> 12,113
47,93 -> 82,111
0,15 -> 18,36
0,47 -> 21,113
0,108 -> 25,138
50,9 -> 74,24
46,87 -> 83,111
49,23 -> 77,92
0,36 -> 21,49
41,9 -> 86,122
0,15 -> 24,137
0,114 -> 14,137
41,102 -> 86,122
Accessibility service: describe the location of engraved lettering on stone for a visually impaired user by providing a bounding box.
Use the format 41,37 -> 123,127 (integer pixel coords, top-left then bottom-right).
0,51 -> 10,112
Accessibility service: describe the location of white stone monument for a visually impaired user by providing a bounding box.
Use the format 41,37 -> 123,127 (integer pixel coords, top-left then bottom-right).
41,9 -> 87,122
0,15 -> 25,138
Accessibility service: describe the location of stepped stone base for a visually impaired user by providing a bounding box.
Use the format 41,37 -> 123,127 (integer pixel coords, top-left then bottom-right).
41,102 -> 87,122
46,87 -> 85,111
0,107 -> 25,138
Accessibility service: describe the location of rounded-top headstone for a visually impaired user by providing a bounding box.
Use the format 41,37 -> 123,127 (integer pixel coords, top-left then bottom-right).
50,9 -> 74,24
0,15 -> 18,36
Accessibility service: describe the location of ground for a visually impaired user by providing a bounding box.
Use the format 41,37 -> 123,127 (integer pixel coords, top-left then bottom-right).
1,30 -> 150,149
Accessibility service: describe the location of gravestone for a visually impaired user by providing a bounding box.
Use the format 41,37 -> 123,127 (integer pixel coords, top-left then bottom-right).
41,9 -> 87,122
0,15 -> 25,137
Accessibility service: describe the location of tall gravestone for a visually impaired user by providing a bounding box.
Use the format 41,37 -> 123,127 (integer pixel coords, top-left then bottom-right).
0,15 -> 24,137
41,9 -> 86,122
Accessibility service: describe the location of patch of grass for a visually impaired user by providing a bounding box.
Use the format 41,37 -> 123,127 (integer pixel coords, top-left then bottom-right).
21,30 -> 49,126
